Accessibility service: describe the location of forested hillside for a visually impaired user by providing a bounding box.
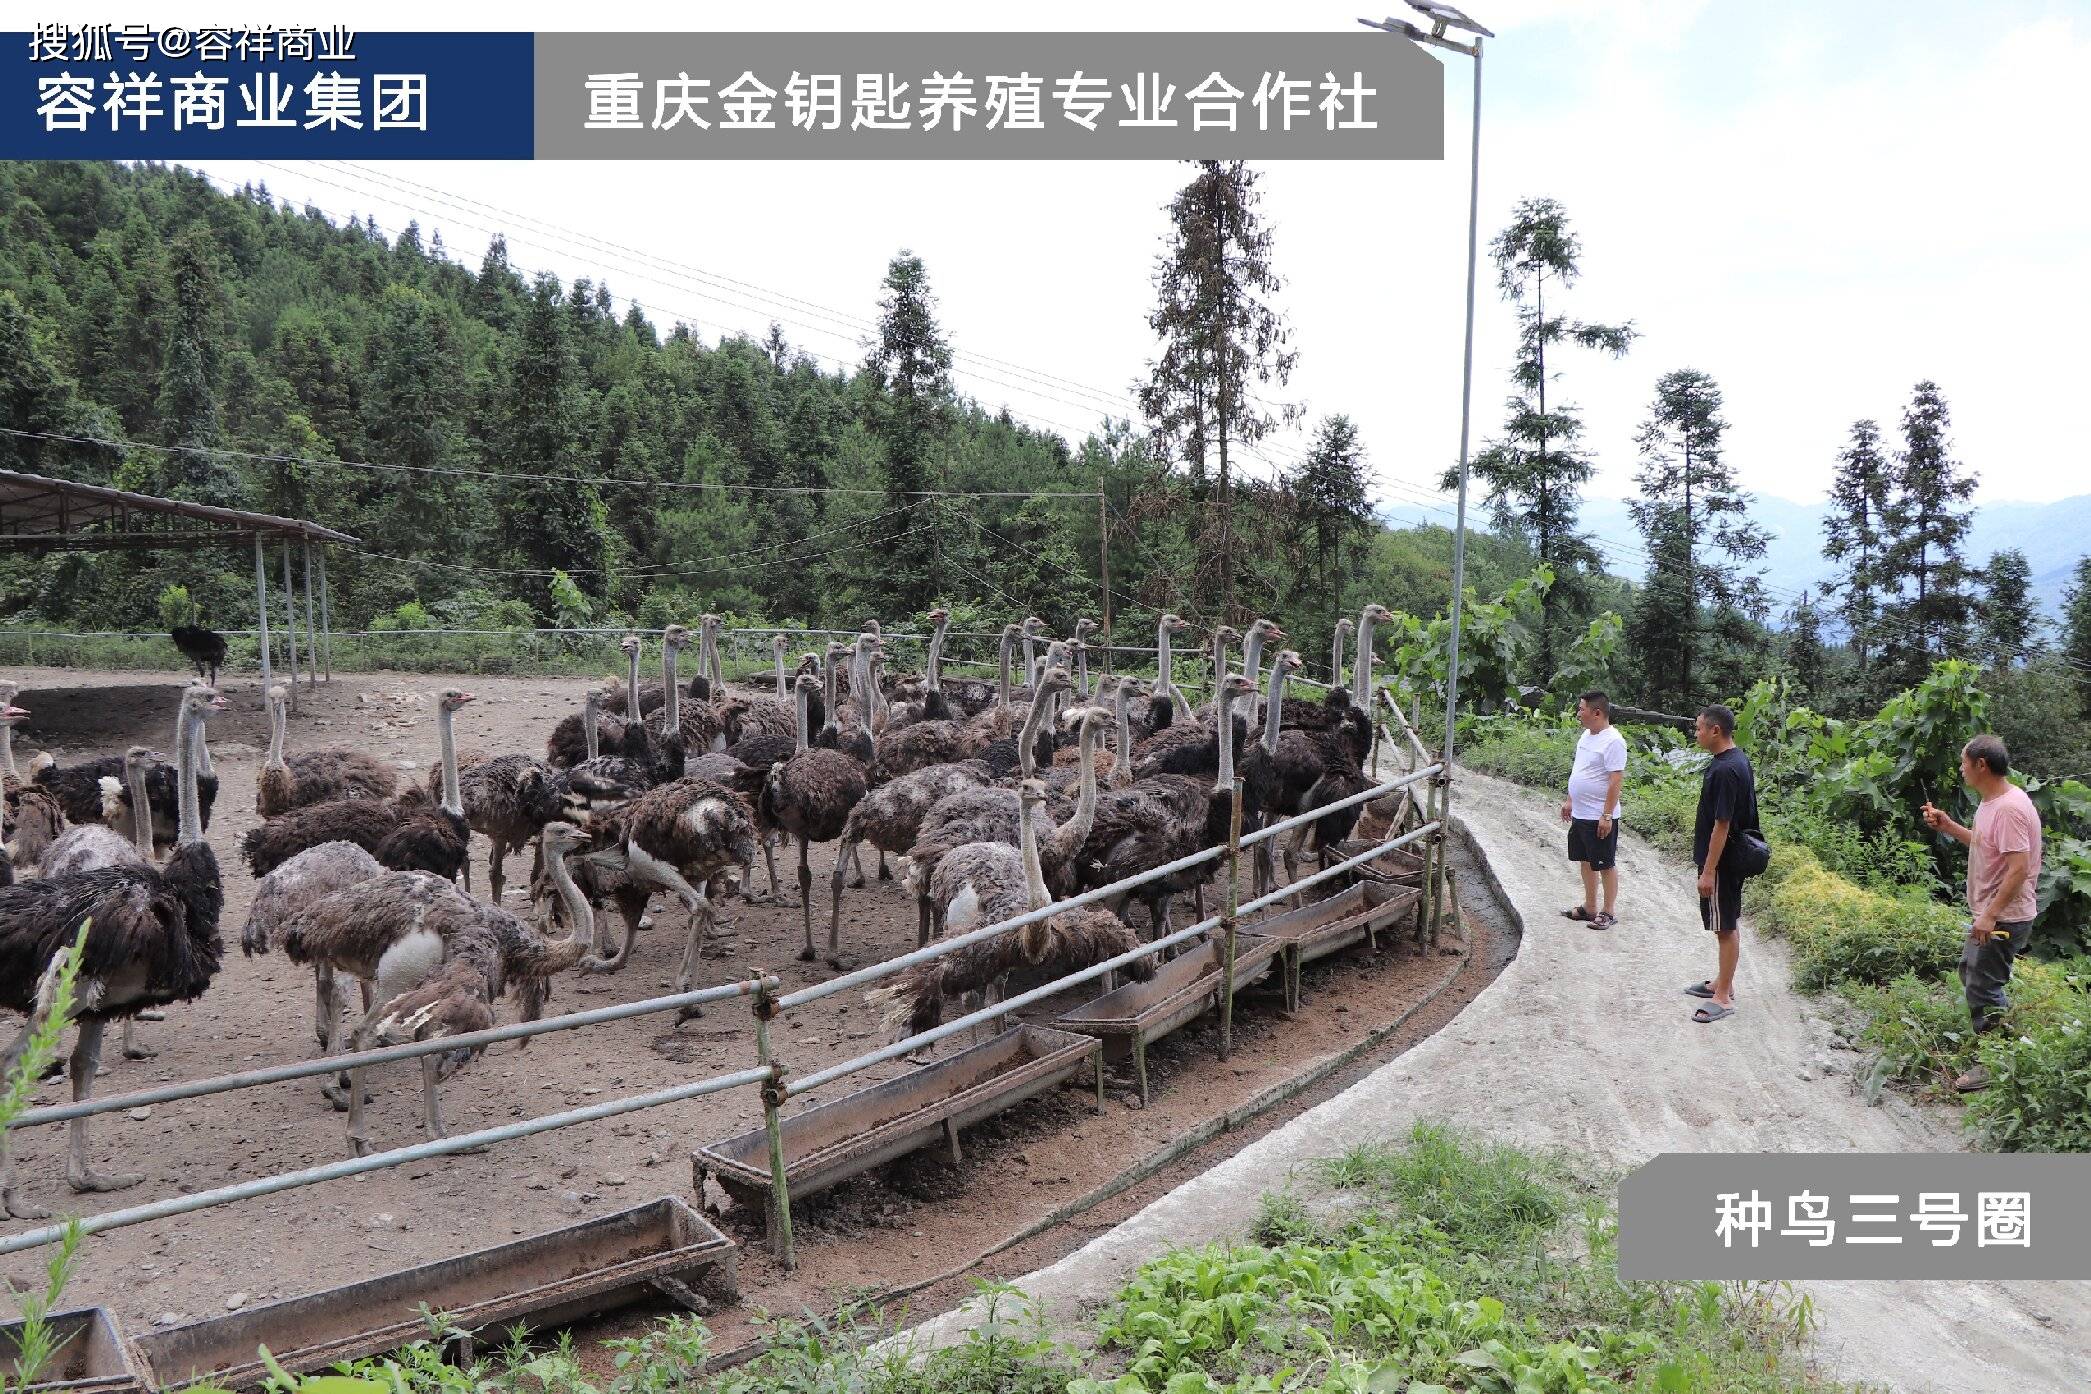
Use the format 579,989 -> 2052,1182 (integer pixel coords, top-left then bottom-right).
0,159 -> 1533,668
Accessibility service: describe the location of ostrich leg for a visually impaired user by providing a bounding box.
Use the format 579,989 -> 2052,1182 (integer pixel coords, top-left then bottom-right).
66,1021 -> 142,1194
120,1017 -> 155,1060
421,1056 -> 448,1139
846,842 -> 866,890
487,837 -> 507,907
313,967 -> 337,1051
916,888 -> 933,948
825,837 -> 854,963
797,838 -> 816,964
878,850 -> 892,881
671,889 -> 717,1023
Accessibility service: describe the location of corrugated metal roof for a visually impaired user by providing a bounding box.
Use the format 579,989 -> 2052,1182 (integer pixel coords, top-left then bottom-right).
0,469 -> 358,550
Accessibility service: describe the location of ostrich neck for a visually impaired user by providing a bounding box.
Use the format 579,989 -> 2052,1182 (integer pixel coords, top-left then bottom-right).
1210,633 -> 1227,694
1332,628 -> 1348,689
1216,689 -> 1237,791
547,847 -> 594,950
662,643 -> 681,733
170,693 -> 195,837
1112,686 -> 1134,787
1019,797 -> 1048,910
997,635 -> 1013,709
1022,634 -> 1038,688
0,721 -> 13,780
1155,624 -> 1174,700
823,653 -> 839,727
1016,687 -> 1050,778
773,645 -> 788,701
1353,614 -> 1376,705
438,706 -> 463,815
626,647 -> 642,720
126,759 -> 154,859
177,710 -> 203,845
582,694 -> 599,761
1243,632 -> 1266,691
794,681 -> 810,752
1075,645 -> 1090,697
1261,665 -> 1287,754
928,621 -> 946,692
1048,718 -> 1102,865
266,695 -> 287,767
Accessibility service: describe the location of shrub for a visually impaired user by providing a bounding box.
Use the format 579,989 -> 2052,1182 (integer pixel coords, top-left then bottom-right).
1966,960 -> 2091,1152
1750,848 -> 1962,990
1460,716 -> 1575,789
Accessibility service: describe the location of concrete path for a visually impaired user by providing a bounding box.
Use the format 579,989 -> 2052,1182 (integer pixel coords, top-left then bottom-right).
908,769 -> 2091,1392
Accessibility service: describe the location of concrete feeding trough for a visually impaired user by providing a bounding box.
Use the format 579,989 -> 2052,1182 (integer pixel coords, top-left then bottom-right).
1247,881 -> 1423,1011
0,1307 -> 143,1394
1053,932 -> 1283,1105
133,1198 -> 735,1390
695,1024 -> 1100,1248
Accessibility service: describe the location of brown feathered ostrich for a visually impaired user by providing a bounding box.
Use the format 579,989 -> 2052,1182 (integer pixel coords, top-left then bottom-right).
437,691 -> 568,906
244,690 -> 472,882
719,633 -> 817,747
577,772 -> 759,1010
1,693 -> 67,872
870,777 -> 1150,1039
883,608 -> 955,729
760,671 -> 869,967
813,640 -> 876,765
276,822 -> 595,1152
35,745 -> 154,878
257,683 -> 399,815
644,624 -> 723,757
243,839 -> 386,1065
0,683 -> 225,1219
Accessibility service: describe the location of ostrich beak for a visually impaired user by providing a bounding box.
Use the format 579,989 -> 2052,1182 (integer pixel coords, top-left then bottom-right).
0,705 -> 28,721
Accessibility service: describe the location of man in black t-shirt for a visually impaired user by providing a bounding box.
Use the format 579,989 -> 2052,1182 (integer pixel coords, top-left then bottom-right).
1685,703 -> 1757,1023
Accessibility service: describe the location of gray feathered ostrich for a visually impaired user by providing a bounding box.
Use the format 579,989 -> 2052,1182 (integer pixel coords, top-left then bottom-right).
763,671 -> 868,967
170,623 -> 226,687
0,683 -> 225,1219
644,624 -> 723,757
1,692 -> 67,872
434,692 -> 567,905
243,839 -> 385,1072
870,777 -> 1150,1039
257,683 -> 398,815
826,757 -> 994,964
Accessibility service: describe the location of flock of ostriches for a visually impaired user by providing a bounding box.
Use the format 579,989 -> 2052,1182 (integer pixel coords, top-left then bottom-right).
0,605 -> 1394,1222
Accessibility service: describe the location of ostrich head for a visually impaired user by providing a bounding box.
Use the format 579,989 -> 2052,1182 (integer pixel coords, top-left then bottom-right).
0,680 -> 19,709
438,688 -> 477,713
124,744 -> 158,772
539,819 -> 588,859
1249,617 -> 1287,646
771,632 -> 789,656
1017,777 -> 1050,810
0,701 -> 27,726
1159,613 -> 1188,635
1214,624 -> 1241,648
926,606 -> 951,626
1219,672 -> 1256,709
618,633 -> 642,659
1000,621 -> 1022,644
1362,603 -> 1393,625
1073,618 -> 1098,641
662,623 -> 692,651
1335,617 -> 1356,638
1274,650 -> 1305,679
1021,615 -> 1047,639
1034,664 -> 1075,702
185,682 -> 229,717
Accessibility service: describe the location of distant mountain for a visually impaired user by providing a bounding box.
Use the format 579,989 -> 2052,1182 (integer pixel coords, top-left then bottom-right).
1381,493 -> 2091,620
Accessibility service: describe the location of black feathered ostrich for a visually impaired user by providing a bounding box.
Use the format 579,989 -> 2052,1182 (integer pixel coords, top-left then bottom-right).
170,623 -> 227,687
0,682 -> 226,1219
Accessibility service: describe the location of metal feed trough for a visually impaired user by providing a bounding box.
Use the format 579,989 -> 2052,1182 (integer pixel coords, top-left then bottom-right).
1247,880 -> 1425,1013
132,1198 -> 734,1390
0,1307 -> 144,1394
696,1024 -> 1100,1248
1053,931 -> 1284,1106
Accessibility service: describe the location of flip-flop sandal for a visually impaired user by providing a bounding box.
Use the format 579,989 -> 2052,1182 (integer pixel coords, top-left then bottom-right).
1590,912 -> 1617,930
1692,1002 -> 1735,1023
1562,906 -> 1597,922
1685,980 -> 1716,998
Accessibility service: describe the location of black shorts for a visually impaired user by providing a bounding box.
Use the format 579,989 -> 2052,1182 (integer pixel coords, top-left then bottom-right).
1567,817 -> 1619,871
1699,870 -> 1744,933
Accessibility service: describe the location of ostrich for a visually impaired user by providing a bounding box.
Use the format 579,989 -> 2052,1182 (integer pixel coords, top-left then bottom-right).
1070,618 -> 1100,696
244,690 -> 472,882
578,773 -> 759,1003
0,683 -> 225,1218
813,641 -> 875,765
33,708 -> 218,853
170,623 -> 226,686
280,824 -> 596,1152
243,839 -> 385,1067
546,680 -> 630,770
885,608 -> 955,728
645,624 -> 722,757
0,697 -> 65,872
871,778 -> 1150,1039
827,758 -> 994,962
1138,613 -> 1193,735
257,684 -> 398,815
765,672 -> 869,966
440,694 -> 568,908
36,746 -> 155,879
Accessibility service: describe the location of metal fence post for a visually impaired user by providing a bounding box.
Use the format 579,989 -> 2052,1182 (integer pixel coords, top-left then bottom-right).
301,538 -> 318,689
253,534 -> 272,697
317,546 -> 334,682
752,976 -> 796,1270
1219,775 -> 1244,1062
280,541 -> 299,713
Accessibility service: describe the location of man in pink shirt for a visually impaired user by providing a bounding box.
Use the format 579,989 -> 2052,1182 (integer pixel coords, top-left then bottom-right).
1921,734 -> 2043,1093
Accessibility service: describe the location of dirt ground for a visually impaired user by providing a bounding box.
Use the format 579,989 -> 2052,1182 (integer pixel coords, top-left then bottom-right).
0,665 -> 1504,1366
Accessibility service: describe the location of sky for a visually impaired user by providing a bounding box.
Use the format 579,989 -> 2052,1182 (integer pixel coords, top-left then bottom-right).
175,1 -> 2091,527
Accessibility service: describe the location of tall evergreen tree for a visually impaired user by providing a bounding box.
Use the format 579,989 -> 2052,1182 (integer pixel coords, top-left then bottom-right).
0,289 -> 73,473
153,228 -> 234,501
863,250 -> 953,609
1626,369 -> 1768,709
1821,419 -> 1891,692
2065,557 -> 2091,719
1290,414 -> 1373,619
1140,160 -> 1298,622
1786,588 -> 1826,701
1877,381 -> 1977,688
1455,198 -> 1635,678
498,275 -> 608,599
1980,548 -> 2040,668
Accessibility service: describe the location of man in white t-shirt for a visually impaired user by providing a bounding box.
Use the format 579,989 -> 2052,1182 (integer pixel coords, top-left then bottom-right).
1558,689 -> 1627,929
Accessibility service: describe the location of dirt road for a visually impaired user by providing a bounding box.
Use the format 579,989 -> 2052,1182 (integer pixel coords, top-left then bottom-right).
908,768 -> 2091,1393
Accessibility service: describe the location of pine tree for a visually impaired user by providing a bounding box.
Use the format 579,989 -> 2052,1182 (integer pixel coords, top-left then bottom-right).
1877,381 -> 1977,689
2064,557 -> 2091,718
498,275 -> 608,600
0,289 -> 73,473
1291,414 -> 1373,615
1456,198 -> 1635,677
1140,161 -> 1298,622
1786,588 -> 1826,701
1980,548 -> 2040,668
1626,369 -> 1768,709
153,228 -> 236,501
1821,419 -> 1891,692
863,251 -> 953,609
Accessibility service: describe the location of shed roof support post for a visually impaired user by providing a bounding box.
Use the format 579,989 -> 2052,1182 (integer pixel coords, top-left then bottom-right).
317,546 -> 334,682
302,538 -> 318,689
253,533 -> 273,699
281,540 -> 299,713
